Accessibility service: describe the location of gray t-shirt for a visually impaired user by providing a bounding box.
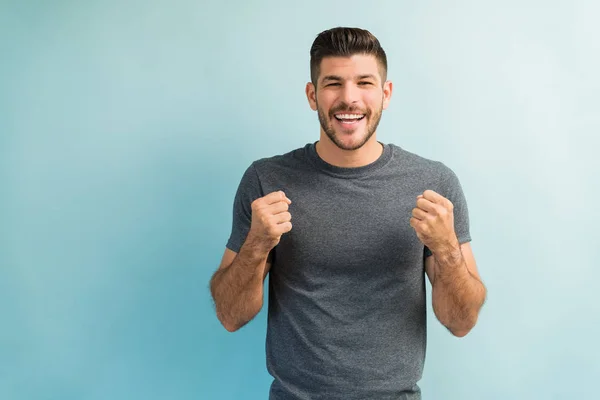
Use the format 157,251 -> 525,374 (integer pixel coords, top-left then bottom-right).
226,141 -> 471,400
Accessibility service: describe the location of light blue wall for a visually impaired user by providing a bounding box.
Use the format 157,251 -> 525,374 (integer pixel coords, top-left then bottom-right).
1,1 -> 598,399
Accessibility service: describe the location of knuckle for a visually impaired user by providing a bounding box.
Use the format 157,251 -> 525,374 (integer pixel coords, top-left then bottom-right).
267,225 -> 277,237
262,214 -> 272,225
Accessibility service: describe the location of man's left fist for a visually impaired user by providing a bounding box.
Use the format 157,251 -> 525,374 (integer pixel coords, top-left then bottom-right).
410,190 -> 457,253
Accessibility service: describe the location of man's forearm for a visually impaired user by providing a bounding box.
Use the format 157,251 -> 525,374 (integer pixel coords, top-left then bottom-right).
431,243 -> 486,336
210,238 -> 270,332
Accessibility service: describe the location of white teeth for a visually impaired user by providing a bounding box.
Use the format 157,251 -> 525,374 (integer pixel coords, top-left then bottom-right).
335,114 -> 364,120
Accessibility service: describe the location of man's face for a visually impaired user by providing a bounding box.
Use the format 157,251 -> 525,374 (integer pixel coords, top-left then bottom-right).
306,54 -> 392,151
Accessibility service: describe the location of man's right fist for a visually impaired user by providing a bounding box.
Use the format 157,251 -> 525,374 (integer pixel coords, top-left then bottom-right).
248,191 -> 293,253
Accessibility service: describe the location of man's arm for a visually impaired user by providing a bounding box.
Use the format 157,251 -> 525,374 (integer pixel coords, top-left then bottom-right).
425,241 -> 486,337
210,190 -> 292,332
410,188 -> 486,337
209,242 -> 273,332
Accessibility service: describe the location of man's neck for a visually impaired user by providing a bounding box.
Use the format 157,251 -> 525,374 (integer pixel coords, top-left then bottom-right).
315,136 -> 384,168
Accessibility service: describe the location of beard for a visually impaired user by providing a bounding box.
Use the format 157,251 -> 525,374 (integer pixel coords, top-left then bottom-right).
317,100 -> 383,151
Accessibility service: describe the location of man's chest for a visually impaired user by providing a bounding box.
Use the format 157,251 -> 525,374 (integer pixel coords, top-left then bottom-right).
271,182 -> 426,281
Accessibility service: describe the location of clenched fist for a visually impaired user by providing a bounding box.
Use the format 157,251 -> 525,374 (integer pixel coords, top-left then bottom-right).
410,189 -> 458,253
248,191 -> 293,253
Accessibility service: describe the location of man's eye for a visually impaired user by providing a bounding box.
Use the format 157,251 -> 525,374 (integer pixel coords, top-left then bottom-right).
326,83 -> 341,87
358,81 -> 373,86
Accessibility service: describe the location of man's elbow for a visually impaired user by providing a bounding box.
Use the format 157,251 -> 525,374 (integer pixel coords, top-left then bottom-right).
449,327 -> 471,337
216,314 -> 246,333
222,320 -> 242,333
216,302 -> 263,333
447,314 -> 479,337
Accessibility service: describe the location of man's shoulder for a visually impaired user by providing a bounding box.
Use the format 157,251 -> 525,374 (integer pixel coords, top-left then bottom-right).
388,143 -> 448,171
389,144 -> 467,198
251,143 -> 312,170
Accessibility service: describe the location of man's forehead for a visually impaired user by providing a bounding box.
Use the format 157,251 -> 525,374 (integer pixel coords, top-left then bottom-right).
320,54 -> 380,69
319,55 -> 382,81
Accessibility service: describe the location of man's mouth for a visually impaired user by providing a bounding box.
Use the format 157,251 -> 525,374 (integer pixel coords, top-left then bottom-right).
333,113 -> 366,125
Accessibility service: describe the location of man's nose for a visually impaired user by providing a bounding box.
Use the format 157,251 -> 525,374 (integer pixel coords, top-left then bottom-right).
340,83 -> 360,105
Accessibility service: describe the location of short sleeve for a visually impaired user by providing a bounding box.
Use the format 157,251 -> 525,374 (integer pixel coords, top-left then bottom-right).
424,164 -> 472,258
225,163 -> 264,253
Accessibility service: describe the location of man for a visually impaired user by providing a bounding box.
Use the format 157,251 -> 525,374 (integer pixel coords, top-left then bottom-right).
209,27 -> 487,400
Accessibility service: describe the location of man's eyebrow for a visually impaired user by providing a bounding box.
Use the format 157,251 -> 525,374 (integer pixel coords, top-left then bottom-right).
320,74 -> 379,84
321,75 -> 343,83
357,74 -> 377,81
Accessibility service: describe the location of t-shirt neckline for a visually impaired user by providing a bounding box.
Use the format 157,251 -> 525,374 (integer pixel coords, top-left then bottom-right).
306,140 -> 393,178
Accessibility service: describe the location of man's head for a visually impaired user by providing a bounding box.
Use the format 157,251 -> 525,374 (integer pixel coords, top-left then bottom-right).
306,27 -> 392,151
309,27 -> 388,87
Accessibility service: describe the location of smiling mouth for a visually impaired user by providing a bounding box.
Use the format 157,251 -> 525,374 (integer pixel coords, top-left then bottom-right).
333,113 -> 366,124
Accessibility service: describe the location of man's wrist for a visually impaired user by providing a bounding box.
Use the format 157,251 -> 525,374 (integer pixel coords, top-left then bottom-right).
244,234 -> 273,260
431,236 -> 463,268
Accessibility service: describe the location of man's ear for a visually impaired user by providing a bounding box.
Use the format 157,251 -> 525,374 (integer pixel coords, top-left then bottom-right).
306,82 -> 317,111
382,80 -> 393,110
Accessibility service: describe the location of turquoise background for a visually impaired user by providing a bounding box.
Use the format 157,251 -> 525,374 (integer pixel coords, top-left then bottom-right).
1,0 -> 598,399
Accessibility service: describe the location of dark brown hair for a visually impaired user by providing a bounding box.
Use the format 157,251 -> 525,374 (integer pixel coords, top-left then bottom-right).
309,27 -> 388,86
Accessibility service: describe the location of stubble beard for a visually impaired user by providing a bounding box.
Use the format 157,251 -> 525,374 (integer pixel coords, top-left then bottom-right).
317,100 -> 384,151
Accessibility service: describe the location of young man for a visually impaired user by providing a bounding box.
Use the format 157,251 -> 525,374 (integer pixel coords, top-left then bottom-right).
210,27 -> 487,400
